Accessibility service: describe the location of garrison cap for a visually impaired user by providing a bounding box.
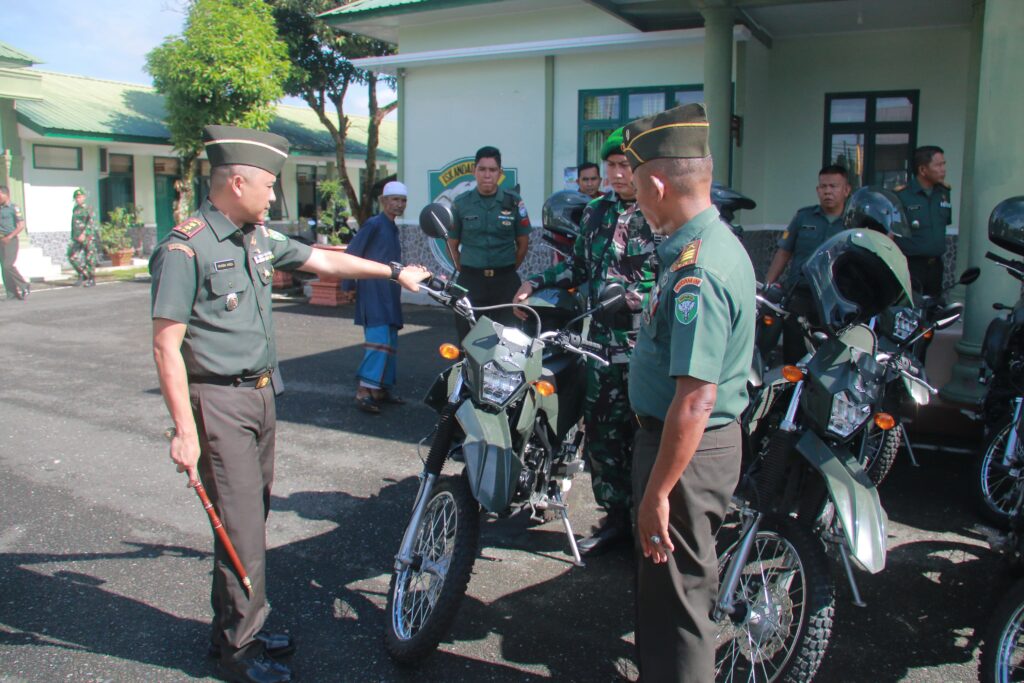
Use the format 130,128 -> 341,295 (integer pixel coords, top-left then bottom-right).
600,127 -> 625,160
203,125 -> 290,176
622,103 -> 711,170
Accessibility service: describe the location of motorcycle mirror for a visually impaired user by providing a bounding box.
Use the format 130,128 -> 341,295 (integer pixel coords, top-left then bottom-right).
958,267 -> 981,286
419,203 -> 453,240
934,302 -> 965,330
598,283 -> 627,313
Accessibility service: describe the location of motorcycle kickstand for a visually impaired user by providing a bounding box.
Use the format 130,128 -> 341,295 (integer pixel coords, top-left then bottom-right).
900,423 -> 920,468
554,490 -> 585,567
840,548 -> 867,608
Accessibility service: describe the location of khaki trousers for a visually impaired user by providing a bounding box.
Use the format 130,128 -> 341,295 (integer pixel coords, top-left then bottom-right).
632,420 -> 741,683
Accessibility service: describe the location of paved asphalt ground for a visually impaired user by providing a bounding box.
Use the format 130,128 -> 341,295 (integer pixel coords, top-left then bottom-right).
0,279 -> 1014,682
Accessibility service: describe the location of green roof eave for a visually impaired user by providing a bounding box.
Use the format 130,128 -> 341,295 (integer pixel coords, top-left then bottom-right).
16,113 -> 169,145
320,0 -> 495,26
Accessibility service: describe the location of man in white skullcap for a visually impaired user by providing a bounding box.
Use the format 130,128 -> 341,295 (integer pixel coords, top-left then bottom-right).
342,180 -> 411,413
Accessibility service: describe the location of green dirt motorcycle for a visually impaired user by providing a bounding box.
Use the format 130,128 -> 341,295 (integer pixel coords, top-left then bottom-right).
384,203 -> 626,664
714,228 -> 917,683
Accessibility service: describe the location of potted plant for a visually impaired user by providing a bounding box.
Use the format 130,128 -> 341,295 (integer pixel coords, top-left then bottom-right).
313,178 -> 352,245
100,205 -> 142,267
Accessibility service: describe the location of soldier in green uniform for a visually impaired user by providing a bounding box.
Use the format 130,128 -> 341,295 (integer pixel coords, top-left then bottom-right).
764,164 -> 851,361
68,188 -> 99,287
513,128 -> 658,556
448,146 -> 531,339
893,145 -> 952,296
625,104 -> 755,682
150,125 -> 428,683
0,185 -> 30,301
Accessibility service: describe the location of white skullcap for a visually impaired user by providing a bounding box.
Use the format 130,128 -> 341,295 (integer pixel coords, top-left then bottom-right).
382,181 -> 408,197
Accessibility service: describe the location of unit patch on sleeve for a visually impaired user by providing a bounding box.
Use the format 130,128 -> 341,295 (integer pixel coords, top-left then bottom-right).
166,243 -> 195,258
172,218 -> 205,238
669,239 -> 702,272
266,229 -> 287,242
673,277 -> 701,325
673,276 -> 703,293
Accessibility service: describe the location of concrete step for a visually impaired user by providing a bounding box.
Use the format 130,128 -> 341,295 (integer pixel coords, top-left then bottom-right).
14,246 -> 63,281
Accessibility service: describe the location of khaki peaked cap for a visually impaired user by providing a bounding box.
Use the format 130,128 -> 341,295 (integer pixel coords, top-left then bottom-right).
203,125 -> 290,176
622,103 -> 711,170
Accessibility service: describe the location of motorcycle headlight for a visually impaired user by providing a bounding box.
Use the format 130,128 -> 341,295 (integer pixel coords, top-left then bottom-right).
828,390 -> 872,438
891,309 -> 919,342
479,361 -> 524,407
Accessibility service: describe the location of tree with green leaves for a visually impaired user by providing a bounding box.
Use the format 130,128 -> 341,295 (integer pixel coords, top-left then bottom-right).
147,0 -> 292,222
270,0 -> 396,225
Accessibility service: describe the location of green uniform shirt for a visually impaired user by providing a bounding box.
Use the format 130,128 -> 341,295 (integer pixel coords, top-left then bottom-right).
149,199 -> 313,378
777,205 -> 846,287
527,192 -> 657,346
0,201 -> 23,235
450,188 -> 531,268
629,206 -> 755,427
894,177 -> 952,257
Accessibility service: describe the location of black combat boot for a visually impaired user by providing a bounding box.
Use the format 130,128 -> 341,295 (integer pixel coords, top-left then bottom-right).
577,509 -> 632,556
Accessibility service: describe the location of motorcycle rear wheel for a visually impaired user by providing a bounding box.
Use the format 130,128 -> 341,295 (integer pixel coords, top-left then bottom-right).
980,579 -> 1024,683
714,515 -> 835,683
973,421 -> 1022,530
385,475 -> 480,664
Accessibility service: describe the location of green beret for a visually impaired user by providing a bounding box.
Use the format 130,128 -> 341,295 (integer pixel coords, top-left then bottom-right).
203,125 -> 289,176
622,103 -> 711,170
600,127 -> 625,160
73,188 -> 86,198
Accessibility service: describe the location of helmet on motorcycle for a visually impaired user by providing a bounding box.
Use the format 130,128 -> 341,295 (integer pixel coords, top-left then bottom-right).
843,187 -> 912,239
988,196 -> 1024,257
802,229 -> 913,330
711,182 -> 756,225
542,190 -> 591,236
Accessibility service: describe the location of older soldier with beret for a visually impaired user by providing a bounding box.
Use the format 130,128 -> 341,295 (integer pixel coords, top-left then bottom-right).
625,104 -> 755,682
150,125 -> 428,683
68,188 -> 99,287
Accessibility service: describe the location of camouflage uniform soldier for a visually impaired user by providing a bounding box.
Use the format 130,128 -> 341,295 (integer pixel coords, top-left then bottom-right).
68,188 -> 99,287
514,128 -> 658,556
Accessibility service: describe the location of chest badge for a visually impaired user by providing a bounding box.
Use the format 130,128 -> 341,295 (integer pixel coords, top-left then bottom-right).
225,292 -> 239,311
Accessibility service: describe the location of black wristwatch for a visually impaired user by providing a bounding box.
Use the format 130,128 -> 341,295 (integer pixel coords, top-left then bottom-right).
388,261 -> 403,282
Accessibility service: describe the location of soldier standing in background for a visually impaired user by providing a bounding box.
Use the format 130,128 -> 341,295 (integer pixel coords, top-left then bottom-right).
0,185 -> 30,301
894,145 -> 952,296
68,188 -> 99,287
513,128 -> 658,556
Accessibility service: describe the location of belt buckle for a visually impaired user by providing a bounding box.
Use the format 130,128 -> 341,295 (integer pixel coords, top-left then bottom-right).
255,374 -> 270,389
483,269 -> 495,277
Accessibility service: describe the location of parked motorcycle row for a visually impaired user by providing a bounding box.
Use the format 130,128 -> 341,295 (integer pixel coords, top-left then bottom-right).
380,187 -> 1024,682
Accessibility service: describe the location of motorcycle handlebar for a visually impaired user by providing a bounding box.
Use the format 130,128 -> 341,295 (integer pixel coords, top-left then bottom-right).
986,251 -> 1024,281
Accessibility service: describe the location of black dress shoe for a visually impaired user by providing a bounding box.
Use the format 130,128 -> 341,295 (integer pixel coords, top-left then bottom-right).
216,652 -> 291,683
209,631 -> 296,660
577,512 -> 632,557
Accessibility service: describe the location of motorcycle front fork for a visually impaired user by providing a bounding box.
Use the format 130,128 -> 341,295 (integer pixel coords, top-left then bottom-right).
1003,397 -> 1024,468
713,507 -> 762,622
394,473 -> 438,572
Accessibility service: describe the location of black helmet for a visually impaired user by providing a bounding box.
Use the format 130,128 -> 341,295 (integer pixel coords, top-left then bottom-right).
843,187 -> 912,239
542,191 -> 590,236
989,196 -> 1024,257
803,229 -> 913,330
711,182 -> 756,224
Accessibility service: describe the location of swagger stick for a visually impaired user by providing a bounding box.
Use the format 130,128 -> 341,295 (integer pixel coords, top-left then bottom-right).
166,428 -> 252,597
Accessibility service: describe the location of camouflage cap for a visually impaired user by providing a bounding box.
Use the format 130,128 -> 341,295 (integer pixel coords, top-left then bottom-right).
621,103 -> 711,170
73,188 -> 86,198
600,127 -> 625,160
203,125 -> 289,176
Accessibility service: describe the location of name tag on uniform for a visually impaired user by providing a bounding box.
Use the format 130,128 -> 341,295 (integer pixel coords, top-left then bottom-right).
253,252 -> 274,264
214,259 -> 236,271
940,201 -> 952,209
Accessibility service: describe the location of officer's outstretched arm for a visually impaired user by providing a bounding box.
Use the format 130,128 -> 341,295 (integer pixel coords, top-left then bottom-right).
300,248 -> 429,291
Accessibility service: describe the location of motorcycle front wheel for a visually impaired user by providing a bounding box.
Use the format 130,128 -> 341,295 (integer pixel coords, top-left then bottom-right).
858,422 -> 901,486
385,474 -> 480,664
980,579 -> 1024,683
714,515 -> 835,683
973,421 -> 1023,529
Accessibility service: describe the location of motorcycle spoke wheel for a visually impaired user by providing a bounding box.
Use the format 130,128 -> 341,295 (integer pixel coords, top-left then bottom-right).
981,580 -> 1024,683
715,516 -> 834,683
975,422 -> 1024,529
859,422 -> 901,486
385,475 -> 479,664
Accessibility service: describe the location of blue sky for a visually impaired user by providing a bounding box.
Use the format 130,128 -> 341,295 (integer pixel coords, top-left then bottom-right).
4,0 -> 395,117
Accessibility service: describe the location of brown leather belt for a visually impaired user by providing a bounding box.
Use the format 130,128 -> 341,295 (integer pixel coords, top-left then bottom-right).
190,369 -> 273,389
635,414 -> 664,432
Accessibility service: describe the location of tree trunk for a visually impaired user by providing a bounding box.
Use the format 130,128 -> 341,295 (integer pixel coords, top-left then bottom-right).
174,154 -> 198,224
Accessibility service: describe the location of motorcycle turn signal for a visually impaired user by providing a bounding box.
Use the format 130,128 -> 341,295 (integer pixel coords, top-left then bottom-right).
782,365 -> 806,383
439,343 -> 461,360
533,380 -> 556,397
874,412 -> 896,431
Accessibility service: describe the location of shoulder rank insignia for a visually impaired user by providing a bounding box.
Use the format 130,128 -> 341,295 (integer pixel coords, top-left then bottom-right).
172,218 -> 206,239
670,239 -> 702,272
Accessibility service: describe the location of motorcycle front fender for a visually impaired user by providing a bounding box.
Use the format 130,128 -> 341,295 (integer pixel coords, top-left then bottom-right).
796,430 -> 888,574
455,401 -> 521,514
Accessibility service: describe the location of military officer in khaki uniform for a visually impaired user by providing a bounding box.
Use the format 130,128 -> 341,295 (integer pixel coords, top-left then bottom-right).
0,185 -> 30,300
150,125 -> 428,683
625,104 -> 756,682
448,145 -> 531,338
894,145 -> 952,296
